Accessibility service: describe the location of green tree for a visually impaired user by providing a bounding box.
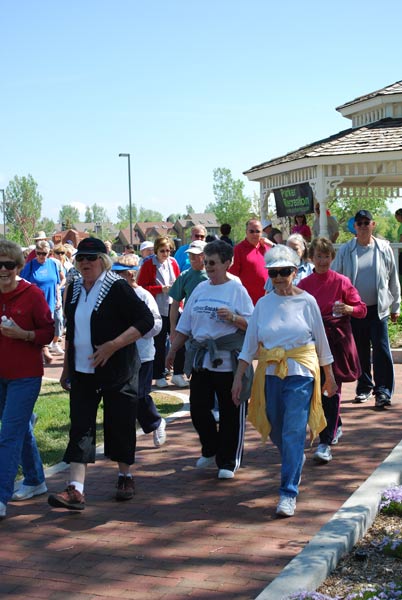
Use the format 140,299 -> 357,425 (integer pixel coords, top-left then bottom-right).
185,204 -> 195,216
208,168 -> 253,243
84,206 -> 93,222
37,217 -> 56,236
91,203 -> 109,224
166,213 -> 182,223
137,207 -> 164,222
116,204 -> 138,229
5,174 -> 42,245
329,193 -> 388,242
59,205 -> 80,229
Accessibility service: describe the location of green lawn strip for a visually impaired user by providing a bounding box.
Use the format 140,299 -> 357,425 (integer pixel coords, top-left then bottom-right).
33,381 -> 183,468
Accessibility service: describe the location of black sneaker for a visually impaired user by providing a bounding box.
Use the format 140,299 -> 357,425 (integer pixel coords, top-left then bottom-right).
375,393 -> 391,409
115,475 -> 135,501
353,391 -> 373,404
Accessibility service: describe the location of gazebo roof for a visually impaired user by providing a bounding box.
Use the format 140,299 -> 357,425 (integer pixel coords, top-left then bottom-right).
244,118 -> 402,174
336,80 -> 402,111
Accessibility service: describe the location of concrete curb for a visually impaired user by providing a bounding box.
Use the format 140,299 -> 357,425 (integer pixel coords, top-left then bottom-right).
255,440 -> 402,600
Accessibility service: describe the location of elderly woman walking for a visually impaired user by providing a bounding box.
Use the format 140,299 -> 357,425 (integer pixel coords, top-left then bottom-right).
232,245 -> 336,517
0,241 -> 54,520
166,240 -> 254,479
47,238 -> 154,510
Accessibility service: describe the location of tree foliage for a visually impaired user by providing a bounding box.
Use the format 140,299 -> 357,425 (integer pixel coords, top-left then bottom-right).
59,205 -> 80,229
328,193 -> 389,243
138,207 -> 164,222
84,206 -> 93,222
5,175 -> 42,245
91,203 -> 109,224
37,217 -> 56,236
116,204 -> 138,229
208,168 -> 253,243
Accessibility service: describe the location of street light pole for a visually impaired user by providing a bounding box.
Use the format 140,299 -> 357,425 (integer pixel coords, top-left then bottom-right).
118,153 -> 133,245
0,189 -> 5,240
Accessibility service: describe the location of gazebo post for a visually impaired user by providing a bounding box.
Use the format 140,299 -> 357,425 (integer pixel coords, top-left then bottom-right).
311,167 -> 330,239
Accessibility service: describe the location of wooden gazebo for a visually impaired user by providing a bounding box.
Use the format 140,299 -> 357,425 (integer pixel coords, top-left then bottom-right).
244,80 -> 402,238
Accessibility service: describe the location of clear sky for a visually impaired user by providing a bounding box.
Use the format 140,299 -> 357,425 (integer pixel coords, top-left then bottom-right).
1,0 -> 402,223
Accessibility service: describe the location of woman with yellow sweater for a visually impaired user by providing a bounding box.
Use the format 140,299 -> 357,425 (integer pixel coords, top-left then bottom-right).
232,245 -> 337,518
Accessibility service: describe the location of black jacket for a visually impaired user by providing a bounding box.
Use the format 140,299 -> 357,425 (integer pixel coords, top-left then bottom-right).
65,271 -> 154,390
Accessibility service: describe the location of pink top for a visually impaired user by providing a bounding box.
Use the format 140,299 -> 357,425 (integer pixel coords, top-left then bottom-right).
291,224 -> 312,241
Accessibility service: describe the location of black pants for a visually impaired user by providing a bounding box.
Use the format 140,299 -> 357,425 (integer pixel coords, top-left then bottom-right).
137,361 -> 162,433
190,369 -> 246,472
153,311 -> 185,379
64,372 -> 138,465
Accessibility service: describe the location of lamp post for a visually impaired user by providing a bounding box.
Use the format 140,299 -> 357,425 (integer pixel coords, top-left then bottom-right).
118,153 -> 133,245
0,189 -> 5,240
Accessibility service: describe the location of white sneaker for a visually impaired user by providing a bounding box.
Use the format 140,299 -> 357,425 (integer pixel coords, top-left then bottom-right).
196,455 -> 216,469
314,443 -> 332,463
0,501 -> 6,519
50,342 -> 64,355
155,378 -> 169,388
153,418 -> 166,447
171,374 -> 189,388
218,469 -> 234,479
12,481 -> 48,501
276,495 -> 296,517
331,426 -> 343,445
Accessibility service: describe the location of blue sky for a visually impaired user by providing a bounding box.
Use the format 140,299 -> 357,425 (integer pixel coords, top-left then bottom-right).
1,0 -> 402,223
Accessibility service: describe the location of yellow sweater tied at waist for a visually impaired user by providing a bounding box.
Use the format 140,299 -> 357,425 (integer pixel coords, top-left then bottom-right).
248,343 -> 327,444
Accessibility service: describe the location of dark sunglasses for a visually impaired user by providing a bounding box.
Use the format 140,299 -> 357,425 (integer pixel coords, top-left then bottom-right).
36,251 -> 48,256
55,251 -> 65,255
248,229 -> 261,234
75,254 -> 99,262
0,261 -> 17,270
158,249 -> 171,253
268,267 -> 294,278
194,234 -> 205,239
204,259 -> 221,266
355,220 -> 371,227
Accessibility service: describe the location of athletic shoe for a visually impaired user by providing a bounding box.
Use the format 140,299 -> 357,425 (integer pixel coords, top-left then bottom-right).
313,443 -> 332,464
155,378 -> 168,388
50,342 -> 64,355
353,391 -> 373,404
0,501 -> 6,520
12,481 -> 47,501
171,374 -> 189,388
276,495 -> 296,517
153,418 -> 167,447
375,393 -> 392,409
331,426 -> 343,445
48,485 -> 85,511
115,475 -> 135,501
218,469 -> 235,479
196,455 -> 216,469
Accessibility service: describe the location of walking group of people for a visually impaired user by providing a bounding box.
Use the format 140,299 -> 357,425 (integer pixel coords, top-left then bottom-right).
0,207 -> 400,520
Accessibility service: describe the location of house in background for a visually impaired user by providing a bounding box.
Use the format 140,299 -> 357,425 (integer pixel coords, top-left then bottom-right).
174,213 -> 219,245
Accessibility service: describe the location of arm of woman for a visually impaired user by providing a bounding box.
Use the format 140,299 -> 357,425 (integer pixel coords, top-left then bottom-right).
166,331 -> 189,370
232,359 -> 250,406
91,324 -> 145,367
336,277 -> 367,319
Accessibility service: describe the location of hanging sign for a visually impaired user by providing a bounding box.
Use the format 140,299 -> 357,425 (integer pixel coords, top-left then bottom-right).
273,183 -> 314,217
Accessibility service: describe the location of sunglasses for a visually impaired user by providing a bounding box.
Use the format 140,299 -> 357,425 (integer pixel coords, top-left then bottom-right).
36,251 -> 48,256
158,249 -> 171,253
0,261 -> 17,270
194,234 -> 205,239
355,220 -> 371,227
268,268 -> 294,278
75,254 -> 99,262
55,251 -> 65,255
248,229 -> 261,234
204,259 -> 222,266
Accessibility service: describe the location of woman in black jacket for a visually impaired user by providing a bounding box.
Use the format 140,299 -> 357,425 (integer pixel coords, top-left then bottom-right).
48,238 -> 154,511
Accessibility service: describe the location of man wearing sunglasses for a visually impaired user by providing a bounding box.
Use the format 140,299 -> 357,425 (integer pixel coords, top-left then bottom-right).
229,218 -> 273,305
173,225 -> 207,272
332,209 -> 400,408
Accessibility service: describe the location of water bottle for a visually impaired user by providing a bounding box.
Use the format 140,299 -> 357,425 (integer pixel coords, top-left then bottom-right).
332,301 -> 342,318
1,315 -> 13,327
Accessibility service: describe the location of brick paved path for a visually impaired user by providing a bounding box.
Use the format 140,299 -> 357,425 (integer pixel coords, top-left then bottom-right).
2,353 -> 402,599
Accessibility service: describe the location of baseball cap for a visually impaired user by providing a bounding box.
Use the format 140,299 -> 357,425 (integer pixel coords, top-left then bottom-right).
140,241 -> 154,252
354,210 -> 373,222
262,219 -> 272,230
76,237 -> 107,255
185,240 -> 207,254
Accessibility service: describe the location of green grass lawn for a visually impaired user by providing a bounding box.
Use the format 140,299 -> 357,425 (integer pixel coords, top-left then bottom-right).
33,381 -> 183,468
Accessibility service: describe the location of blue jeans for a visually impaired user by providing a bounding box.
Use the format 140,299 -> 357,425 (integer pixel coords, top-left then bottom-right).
266,375 -> 313,498
0,377 -> 44,505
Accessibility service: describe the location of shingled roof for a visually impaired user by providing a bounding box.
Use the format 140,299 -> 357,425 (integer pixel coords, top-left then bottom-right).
244,117 -> 402,174
336,80 -> 402,111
